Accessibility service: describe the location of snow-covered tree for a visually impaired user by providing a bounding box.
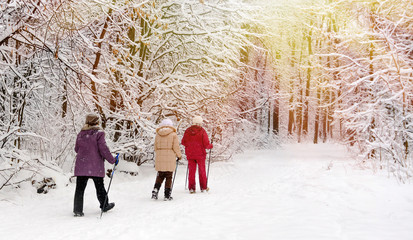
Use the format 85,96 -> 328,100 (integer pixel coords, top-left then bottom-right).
0,0 -> 267,191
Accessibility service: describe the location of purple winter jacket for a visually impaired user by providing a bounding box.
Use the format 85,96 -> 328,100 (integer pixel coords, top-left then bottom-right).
74,126 -> 116,177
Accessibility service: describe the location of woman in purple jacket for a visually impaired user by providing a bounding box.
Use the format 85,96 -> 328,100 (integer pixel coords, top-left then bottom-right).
73,113 -> 118,217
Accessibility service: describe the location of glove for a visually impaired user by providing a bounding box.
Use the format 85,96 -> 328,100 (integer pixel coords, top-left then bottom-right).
115,153 -> 119,165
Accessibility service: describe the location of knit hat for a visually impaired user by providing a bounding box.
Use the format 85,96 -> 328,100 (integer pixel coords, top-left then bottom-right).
159,118 -> 174,127
85,113 -> 100,126
192,116 -> 203,125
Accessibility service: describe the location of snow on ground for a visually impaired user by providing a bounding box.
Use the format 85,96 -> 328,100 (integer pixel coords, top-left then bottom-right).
1,143 -> 413,240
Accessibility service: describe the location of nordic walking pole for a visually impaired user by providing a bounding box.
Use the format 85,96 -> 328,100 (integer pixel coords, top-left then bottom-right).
100,153 -> 119,219
206,149 -> 212,187
206,128 -> 215,187
171,158 -> 179,192
185,164 -> 189,190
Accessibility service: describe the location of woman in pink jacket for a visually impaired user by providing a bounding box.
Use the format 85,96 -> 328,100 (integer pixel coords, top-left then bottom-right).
181,116 -> 213,193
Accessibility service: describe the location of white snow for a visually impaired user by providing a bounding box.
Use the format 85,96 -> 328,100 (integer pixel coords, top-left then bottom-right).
1,143 -> 413,240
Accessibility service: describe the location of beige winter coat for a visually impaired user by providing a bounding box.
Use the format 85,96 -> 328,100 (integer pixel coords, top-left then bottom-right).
154,126 -> 182,172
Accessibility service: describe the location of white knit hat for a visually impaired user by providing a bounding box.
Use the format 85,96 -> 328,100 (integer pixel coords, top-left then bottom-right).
192,116 -> 203,125
159,118 -> 174,127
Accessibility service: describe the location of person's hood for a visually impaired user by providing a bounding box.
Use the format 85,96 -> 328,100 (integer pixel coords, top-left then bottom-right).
81,124 -> 101,131
187,125 -> 203,135
156,126 -> 176,136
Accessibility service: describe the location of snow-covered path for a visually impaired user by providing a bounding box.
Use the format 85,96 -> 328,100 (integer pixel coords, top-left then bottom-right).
1,143 -> 413,240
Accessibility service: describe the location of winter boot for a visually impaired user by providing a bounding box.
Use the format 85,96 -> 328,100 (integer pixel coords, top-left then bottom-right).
151,187 -> 159,200
164,188 -> 173,201
101,202 -> 115,212
73,212 -> 84,217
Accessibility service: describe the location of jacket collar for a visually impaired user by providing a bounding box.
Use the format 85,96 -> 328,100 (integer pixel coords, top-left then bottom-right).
81,124 -> 101,131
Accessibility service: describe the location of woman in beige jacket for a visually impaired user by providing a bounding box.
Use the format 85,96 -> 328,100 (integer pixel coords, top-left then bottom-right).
152,118 -> 182,201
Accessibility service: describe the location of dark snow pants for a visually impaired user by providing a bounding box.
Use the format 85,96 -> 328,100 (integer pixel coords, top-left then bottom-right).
154,171 -> 173,189
73,176 -> 108,213
188,157 -> 207,191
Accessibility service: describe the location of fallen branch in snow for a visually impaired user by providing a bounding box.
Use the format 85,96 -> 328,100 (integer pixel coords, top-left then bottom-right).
0,162 -> 28,191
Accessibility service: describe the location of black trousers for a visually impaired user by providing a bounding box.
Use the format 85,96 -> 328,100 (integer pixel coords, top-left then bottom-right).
73,176 -> 108,213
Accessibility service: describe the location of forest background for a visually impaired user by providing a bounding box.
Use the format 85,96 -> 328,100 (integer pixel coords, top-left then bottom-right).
1,0 -> 412,193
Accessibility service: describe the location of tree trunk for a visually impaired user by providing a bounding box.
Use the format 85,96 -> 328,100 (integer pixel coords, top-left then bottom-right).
313,83 -> 321,144
297,76 -> 303,142
268,103 -> 271,134
90,10 -> 114,128
303,27 -> 312,135
328,91 -> 335,138
61,79 -> 67,118
273,98 -> 279,135
109,74 -> 122,142
367,3 -> 376,158
136,16 -> 152,106
321,88 -> 328,143
288,41 -> 296,136
89,2 -> 119,128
